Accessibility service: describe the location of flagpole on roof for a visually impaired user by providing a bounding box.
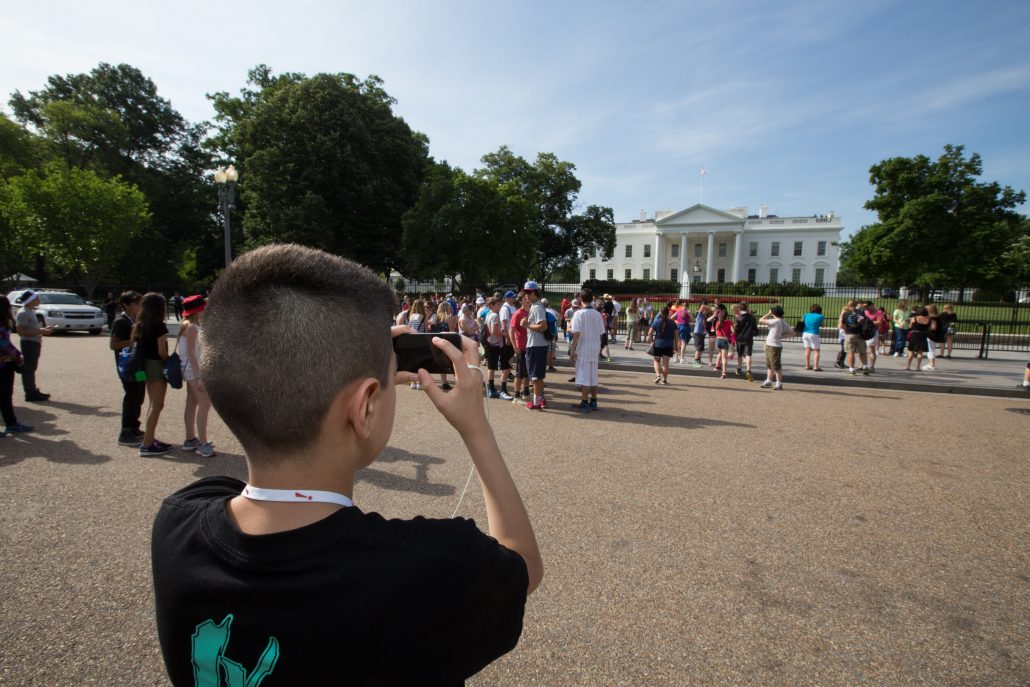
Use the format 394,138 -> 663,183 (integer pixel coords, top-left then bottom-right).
700,167 -> 705,204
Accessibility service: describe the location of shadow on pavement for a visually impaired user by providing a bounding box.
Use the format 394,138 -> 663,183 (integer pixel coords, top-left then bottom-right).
358,447 -> 456,497
545,404 -> 756,430
34,399 -> 119,418
0,434 -> 111,466
148,449 -> 248,481
786,388 -> 902,400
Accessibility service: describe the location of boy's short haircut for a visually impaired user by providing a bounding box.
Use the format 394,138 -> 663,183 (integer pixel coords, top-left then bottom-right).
119,290 -> 141,306
579,288 -> 594,304
201,244 -> 396,460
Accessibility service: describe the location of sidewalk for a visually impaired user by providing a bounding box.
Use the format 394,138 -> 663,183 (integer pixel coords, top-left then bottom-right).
555,336 -> 1030,399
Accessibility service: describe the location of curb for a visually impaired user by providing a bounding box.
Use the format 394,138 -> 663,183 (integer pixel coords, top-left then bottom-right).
554,360 -> 1030,400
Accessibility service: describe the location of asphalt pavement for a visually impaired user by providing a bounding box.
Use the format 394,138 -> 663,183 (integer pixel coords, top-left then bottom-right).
1,330 -> 1028,685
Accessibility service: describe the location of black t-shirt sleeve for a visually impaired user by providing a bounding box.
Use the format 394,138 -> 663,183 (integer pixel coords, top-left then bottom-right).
110,316 -> 131,341
436,519 -> 529,683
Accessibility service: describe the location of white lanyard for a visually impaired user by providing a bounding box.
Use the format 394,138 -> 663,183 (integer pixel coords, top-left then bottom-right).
242,484 -> 354,508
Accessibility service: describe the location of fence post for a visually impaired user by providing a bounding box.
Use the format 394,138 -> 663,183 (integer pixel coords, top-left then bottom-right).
978,323 -> 990,359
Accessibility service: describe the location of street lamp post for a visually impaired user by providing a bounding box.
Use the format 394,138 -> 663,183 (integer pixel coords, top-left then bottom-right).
214,165 -> 238,267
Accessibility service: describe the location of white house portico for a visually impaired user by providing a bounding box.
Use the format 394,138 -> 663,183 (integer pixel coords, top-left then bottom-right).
580,203 -> 843,290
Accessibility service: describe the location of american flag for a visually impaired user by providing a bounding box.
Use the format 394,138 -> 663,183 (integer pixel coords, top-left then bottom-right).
700,167 -> 706,176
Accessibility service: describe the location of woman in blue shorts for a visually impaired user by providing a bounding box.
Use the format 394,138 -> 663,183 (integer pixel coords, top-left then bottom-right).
650,306 -> 678,385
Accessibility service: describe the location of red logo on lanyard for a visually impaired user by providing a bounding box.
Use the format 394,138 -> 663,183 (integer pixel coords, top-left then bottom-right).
295,491 -> 313,501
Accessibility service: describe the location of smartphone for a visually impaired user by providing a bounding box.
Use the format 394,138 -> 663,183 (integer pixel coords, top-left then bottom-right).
393,333 -> 461,374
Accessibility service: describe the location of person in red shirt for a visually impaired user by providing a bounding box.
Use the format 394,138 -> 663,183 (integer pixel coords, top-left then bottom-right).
509,292 -> 530,404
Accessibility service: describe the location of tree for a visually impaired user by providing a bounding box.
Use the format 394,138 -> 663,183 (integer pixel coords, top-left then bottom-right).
9,63 -> 216,286
839,145 -> 1027,291
476,146 -> 616,287
0,163 -> 149,298
208,66 -> 430,275
400,162 -> 534,291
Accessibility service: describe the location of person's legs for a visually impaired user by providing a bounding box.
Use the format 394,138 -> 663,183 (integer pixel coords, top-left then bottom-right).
661,355 -> 670,381
867,335 -> 878,369
120,378 -> 146,436
142,379 -> 167,446
20,340 -> 40,397
812,344 -> 821,370
926,339 -> 937,369
195,385 -> 212,445
1,362 -> 17,426
652,355 -> 662,380
183,381 -> 198,441
804,345 -> 812,369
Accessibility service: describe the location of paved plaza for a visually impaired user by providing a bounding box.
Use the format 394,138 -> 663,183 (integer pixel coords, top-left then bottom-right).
1,332 -> 1028,685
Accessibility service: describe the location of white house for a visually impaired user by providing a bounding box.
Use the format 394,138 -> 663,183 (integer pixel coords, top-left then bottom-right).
580,204 -> 843,288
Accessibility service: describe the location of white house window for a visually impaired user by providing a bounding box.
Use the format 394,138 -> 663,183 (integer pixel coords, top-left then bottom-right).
794,241 -> 803,257
717,268 -> 726,283
607,268 -> 614,280
817,241 -> 827,256
671,244 -> 679,258
625,268 -> 632,280
771,242 -> 780,257
694,243 -> 702,258
747,268 -> 756,283
589,269 -> 596,280
815,268 -> 825,285
718,243 -> 727,257
644,244 -> 651,258
792,268 -> 802,282
643,268 -> 651,280
625,245 -> 633,258
769,268 -> 779,282
670,268 -> 678,282
749,241 -> 758,257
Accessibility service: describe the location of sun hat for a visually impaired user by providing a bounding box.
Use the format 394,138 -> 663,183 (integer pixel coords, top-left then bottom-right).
16,290 -> 39,305
475,296 -> 486,305
604,293 -> 612,299
523,281 -> 540,292
182,295 -> 206,317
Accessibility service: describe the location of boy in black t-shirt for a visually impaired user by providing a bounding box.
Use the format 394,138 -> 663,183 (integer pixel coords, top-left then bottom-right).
110,291 -> 145,446
151,245 -> 542,686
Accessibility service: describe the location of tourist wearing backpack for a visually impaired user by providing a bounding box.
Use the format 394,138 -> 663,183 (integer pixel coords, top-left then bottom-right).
733,301 -> 758,381
839,300 -> 870,376
858,300 -> 885,372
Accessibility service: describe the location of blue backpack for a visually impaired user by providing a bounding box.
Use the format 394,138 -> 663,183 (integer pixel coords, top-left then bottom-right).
117,343 -> 146,383
544,310 -> 558,341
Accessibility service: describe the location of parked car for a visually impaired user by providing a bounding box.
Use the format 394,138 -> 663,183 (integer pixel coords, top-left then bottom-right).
6,289 -> 106,335
879,287 -> 899,298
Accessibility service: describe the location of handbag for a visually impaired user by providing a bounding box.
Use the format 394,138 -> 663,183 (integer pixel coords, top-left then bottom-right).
162,329 -> 184,389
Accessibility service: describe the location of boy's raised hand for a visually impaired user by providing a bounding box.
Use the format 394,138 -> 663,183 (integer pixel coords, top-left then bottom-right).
418,336 -> 486,435
390,325 -> 419,386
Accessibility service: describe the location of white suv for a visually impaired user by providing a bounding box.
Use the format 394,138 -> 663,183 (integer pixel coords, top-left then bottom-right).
7,289 -> 106,335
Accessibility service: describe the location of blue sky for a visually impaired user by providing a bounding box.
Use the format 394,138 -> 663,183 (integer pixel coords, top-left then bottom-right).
2,0 -> 1028,239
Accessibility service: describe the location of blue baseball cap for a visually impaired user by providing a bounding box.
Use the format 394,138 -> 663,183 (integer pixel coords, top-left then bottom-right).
504,290 -> 516,299
523,281 -> 540,292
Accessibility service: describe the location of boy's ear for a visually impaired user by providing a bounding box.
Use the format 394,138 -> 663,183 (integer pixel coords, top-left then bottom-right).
344,377 -> 382,441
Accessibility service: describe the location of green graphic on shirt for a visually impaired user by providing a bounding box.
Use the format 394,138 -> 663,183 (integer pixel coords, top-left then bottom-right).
191,614 -> 279,687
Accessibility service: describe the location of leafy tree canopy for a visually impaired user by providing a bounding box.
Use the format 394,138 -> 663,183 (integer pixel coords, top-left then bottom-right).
476,146 -> 616,286
840,145 -> 1027,289
208,66 -> 430,275
400,162 -> 534,290
0,162 -> 150,298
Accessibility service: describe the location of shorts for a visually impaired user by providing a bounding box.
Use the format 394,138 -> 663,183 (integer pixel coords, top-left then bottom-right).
865,332 -> 879,348
844,334 -> 867,354
575,356 -> 599,387
526,346 -> 549,380
182,361 -> 199,383
600,333 -> 608,347
715,339 -> 730,351
802,333 -> 821,350
735,341 -> 753,358
692,333 -> 706,352
652,346 -> 674,358
485,345 -> 512,371
677,325 -> 691,343
144,358 -> 165,383
549,340 -> 558,354
765,344 -> 783,370
514,350 -> 529,379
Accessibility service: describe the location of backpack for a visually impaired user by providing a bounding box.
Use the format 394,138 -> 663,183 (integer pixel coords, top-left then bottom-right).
544,310 -> 557,341
875,311 -> 889,335
117,343 -> 146,383
858,314 -> 878,340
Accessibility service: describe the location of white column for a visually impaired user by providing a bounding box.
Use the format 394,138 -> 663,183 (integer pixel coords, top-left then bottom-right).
705,232 -> 715,281
678,233 -> 689,298
653,234 -> 661,279
733,231 -> 743,282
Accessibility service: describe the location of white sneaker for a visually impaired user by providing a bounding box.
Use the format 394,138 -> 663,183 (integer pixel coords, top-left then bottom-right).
892,352 -> 900,357
773,383 -> 783,390
921,365 -> 935,371
760,380 -> 773,389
